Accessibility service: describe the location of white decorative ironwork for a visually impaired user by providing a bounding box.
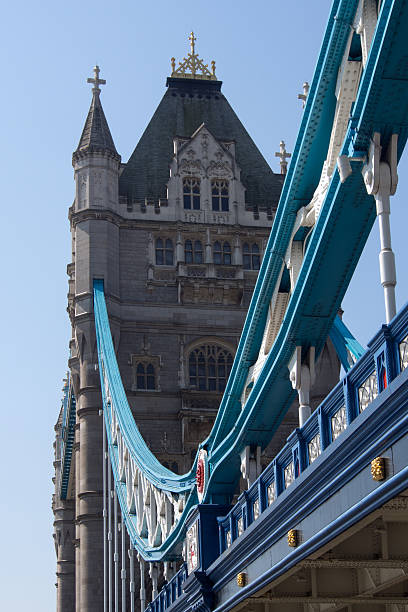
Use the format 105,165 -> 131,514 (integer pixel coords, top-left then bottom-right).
186,521 -> 199,574
399,334 -> 408,371
103,371 -> 186,550
226,530 -> 231,548
331,405 -> 347,441
237,516 -> 244,537
267,482 -> 275,505
284,461 -> 294,488
253,499 -> 260,520
358,371 -> 378,412
308,433 -> 321,464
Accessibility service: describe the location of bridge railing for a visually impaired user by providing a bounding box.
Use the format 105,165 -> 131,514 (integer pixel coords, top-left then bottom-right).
218,302 -> 408,552
146,564 -> 188,612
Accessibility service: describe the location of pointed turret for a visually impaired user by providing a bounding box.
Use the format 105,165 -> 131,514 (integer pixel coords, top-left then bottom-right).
73,66 -> 120,163
71,65 -> 120,213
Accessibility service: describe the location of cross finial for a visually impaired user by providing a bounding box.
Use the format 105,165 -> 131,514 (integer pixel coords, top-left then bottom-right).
87,65 -> 106,95
297,81 -> 310,109
189,31 -> 197,55
275,140 -> 292,175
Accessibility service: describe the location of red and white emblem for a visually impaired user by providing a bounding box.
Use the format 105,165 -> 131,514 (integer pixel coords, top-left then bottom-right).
196,449 -> 208,502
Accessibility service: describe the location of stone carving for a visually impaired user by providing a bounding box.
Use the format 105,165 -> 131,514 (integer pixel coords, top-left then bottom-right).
207,151 -> 232,178
179,149 -> 204,176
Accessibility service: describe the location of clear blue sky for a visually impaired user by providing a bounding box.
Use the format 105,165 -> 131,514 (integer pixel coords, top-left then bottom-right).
1,1 -> 407,609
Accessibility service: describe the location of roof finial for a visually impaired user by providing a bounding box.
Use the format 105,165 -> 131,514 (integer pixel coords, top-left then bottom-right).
297,81 -> 310,109
87,65 -> 106,95
170,33 -> 217,81
275,140 -> 292,175
189,31 -> 197,55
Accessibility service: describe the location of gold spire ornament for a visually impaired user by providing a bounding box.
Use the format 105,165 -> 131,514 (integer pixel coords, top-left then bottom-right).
170,32 -> 217,80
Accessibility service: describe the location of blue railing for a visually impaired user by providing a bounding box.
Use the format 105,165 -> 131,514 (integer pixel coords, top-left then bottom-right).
218,303 -> 408,552
146,564 -> 188,612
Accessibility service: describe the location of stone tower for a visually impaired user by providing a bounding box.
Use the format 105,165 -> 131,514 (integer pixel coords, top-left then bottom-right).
53,40 -> 288,612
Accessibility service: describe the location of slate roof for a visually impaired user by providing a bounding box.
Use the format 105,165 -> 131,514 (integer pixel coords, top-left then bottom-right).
119,78 -> 284,210
73,92 -> 120,160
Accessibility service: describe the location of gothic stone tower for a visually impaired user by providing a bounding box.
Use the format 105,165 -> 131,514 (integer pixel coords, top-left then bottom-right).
52,42 -> 285,612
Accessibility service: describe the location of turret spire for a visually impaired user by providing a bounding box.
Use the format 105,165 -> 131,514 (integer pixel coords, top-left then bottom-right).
73,65 -> 120,162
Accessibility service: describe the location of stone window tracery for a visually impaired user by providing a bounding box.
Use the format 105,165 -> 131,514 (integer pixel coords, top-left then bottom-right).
155,238 -> 174,265
213,241 -> 231,265
243,243 -> 260,270
185,239 -> 203,264
136,363 -> 156,390
188,344 -> 233,392
211,179 -> 229,211
183,177 -> 201,210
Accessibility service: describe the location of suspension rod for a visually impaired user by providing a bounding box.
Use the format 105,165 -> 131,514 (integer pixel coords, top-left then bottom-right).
114,489 -> 119,612
108,453 -> 113,612
103,417 -> 108,612
129,547 -> 135,612
121,521 -> 126,612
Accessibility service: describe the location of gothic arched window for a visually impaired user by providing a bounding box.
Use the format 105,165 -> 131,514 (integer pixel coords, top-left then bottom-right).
183,177 -> 201,210
243,243 -> 260,270
155,238 -> 174,265
136,363 -> 156,390
211,179 -> 229,211
213,241 -> 231,265
188,344 -> 233,392
185,239 -> 203,264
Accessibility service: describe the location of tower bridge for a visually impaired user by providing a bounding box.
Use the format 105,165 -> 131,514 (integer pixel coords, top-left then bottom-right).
53,1 -> 408,611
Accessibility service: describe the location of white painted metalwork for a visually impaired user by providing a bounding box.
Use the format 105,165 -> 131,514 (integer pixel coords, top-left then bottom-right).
267,482 -> 275,505
399,335 -> 408,371
253,498 -> 260,520
284,461 -> 295,488
104,384 -> 186,550
331,405 -> 347,441
237,516 -> 244,537
358,372 -> 378,412
308,433 -> 321,464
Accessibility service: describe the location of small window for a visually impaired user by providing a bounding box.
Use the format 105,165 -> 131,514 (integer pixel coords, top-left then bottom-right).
188,344 -> 233,392
136,363 -> 156,390
243,243 -> 260,270
212,180 -> 229,211
183,177 -> 201,210
185,240 -> 203,264
156,238 -> 174,265
213,241 -> 231,265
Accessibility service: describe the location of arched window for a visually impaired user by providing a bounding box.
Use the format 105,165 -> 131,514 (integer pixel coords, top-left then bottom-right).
185,239 -> 203,264
188,345 -> 233,391
136,363 -> 155,390
155,238 -> 174,265
213,241 -> 231,265
183,177 -> 201,210
211,180 -> 229,211
243,243 -> 260,270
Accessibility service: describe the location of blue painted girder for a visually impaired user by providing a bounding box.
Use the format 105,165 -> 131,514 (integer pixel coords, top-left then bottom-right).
204,0 -> 408,499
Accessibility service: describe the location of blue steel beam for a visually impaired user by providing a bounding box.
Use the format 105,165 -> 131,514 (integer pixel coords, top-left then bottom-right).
93,0 -> 408,557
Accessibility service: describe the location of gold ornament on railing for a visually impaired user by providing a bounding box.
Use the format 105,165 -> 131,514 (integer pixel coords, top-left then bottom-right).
170,32 -> 217,80
236,572 -> 247,587
371,456 -> 386,481
287,529 -> 298,547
